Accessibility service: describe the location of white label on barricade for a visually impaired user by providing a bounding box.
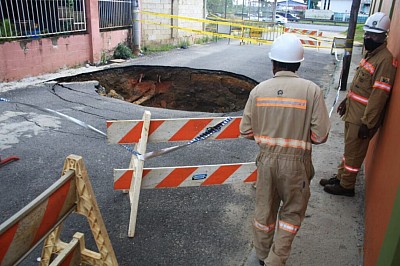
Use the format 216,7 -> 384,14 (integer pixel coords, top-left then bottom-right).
106,116 -> 242,144
114,162 -> 257,190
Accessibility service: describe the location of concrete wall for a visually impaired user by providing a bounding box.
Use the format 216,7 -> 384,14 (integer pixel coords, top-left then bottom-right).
141,0 -> 173,44
177,0 -> 206,42
140,0 -> 205,46
364,0 -> 400,265
0,29 -> 129,82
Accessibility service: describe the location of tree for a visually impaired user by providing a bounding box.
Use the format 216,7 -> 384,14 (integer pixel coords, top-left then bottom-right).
207,0 -> 233,14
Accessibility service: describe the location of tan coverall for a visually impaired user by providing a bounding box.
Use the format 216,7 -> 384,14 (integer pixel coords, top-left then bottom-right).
240,71 -> 331,265
338,42 -> 397,189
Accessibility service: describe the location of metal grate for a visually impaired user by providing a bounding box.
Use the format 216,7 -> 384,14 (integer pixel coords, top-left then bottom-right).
99,0 -> 132,30
0,0 -> 86,40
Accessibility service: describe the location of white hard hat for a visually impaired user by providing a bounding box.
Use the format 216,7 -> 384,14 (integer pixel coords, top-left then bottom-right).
269,34 -> 304,63
363,12 -> 390,33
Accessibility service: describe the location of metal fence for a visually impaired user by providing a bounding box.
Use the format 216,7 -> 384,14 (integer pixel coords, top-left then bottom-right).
99,0 -> 132,30
0,0 -> 87,39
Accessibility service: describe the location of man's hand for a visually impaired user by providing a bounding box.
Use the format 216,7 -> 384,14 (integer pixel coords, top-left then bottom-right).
337,98 -> 347,118
358,124 -> 370,139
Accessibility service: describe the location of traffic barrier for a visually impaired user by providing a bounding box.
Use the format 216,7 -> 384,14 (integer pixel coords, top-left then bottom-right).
284,28 -> 323,48
0,155 -> 118,266
107,111 -> 257,237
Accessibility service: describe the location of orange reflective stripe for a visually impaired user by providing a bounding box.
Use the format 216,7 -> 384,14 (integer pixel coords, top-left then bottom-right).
343,156 -> 360,173
311,131 -> 326,144
348,90 -> 368,105
360,59 -> 375,74
279,220 -> 299,234
256,97 -> 307,110
255,135 -> 312,150
344,163 -> 360,173
393,58 -> 398,68
373,81 -> 391,93
254,219 -> 275,233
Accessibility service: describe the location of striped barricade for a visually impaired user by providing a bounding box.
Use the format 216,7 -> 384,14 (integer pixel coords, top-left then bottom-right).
0,155 -> 118,266
114,163 -> 257,190
107,112 -> 256,237
284,28 -> 323,48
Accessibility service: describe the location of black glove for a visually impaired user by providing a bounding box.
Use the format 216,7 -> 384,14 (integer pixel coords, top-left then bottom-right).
358,124 -> 370,139
337,98 -> 347,118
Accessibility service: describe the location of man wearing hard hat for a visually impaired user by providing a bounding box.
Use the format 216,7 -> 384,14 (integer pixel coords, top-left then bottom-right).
320,12 -> 397,196
240,34 -> 330,265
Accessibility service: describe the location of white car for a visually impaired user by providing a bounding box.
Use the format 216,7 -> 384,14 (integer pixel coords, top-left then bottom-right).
275,14 -> 288,24
261,14 -> 288,24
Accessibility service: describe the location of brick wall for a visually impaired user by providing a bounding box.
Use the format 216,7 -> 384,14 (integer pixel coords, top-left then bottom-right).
141,0 -> 205,46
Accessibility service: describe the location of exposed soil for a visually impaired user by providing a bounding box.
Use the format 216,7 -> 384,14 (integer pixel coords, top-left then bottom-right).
56,65 -> 258,113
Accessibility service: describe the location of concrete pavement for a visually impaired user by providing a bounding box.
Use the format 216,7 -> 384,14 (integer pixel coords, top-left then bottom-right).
0,39 -> 364,265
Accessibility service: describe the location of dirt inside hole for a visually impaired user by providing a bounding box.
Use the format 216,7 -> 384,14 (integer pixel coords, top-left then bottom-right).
56,65 -> 258,113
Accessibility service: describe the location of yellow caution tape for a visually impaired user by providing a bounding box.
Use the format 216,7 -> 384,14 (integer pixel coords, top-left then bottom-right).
139,10 -> 347,49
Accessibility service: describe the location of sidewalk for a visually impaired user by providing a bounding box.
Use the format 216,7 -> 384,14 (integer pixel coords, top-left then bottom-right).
244,46 -> 365,266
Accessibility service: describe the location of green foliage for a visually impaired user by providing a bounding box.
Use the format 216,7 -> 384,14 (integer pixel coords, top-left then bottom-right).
354,24 -> 365,43
142,44 -> 176,53
194,36 -> 212,44
179,39 -> 190,49
207,0 -> 233,14
0,19 -> 13,38
342,24 -> 365,44
113,43 -> 133,59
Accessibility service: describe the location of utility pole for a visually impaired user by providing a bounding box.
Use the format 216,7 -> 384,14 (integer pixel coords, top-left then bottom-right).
224,0 -> 227,18
340,0 -> 362,90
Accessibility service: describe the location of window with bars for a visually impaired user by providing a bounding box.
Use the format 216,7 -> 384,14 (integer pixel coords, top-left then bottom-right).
0,0 -> 87,39
99,0 -> 132,30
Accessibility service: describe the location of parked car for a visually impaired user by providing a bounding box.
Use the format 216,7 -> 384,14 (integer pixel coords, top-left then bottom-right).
275,14 -> 288,24
277,12 -> 299,22
261,14 -> 288,24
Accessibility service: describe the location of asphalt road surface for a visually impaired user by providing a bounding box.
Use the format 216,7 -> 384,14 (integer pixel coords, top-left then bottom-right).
0,39 -> 363,266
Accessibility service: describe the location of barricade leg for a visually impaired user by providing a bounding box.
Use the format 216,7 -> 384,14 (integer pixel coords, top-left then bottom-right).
63,155 -> 118,265
40,226 -> 63,265
128,111 -> 151,237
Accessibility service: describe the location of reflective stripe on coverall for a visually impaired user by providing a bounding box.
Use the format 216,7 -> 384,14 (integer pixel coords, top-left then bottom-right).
240,71 -> 330,265
339,42 -> 397,189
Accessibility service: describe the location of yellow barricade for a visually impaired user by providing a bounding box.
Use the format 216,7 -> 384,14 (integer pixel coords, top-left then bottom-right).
0,155 -> 118,266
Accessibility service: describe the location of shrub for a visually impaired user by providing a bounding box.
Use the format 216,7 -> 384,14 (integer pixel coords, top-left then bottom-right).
113,43 -> 133,59
0,19 -> 13,37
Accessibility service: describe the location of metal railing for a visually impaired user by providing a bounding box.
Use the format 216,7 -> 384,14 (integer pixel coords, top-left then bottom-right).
0,0 -> 86,40
99,0 -> 132,30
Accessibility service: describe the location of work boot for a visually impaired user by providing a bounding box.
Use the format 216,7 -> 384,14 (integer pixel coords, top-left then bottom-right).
319,174 -> 340,186
323,183 -> 355,197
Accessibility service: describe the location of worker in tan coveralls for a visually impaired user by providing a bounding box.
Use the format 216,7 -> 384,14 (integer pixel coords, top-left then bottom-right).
240,34 -> 331,266
320,12 -> 397,197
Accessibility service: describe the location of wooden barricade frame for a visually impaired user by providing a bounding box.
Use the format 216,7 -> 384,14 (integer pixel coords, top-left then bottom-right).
284,27 -> 323,49
0,154 -> 118,266
107,111 -> 257,237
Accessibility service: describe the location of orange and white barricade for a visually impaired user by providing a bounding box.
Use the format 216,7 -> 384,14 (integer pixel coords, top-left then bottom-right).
0,155 -> 118,266
284,28 -> 323,48
107,111 -> 257,237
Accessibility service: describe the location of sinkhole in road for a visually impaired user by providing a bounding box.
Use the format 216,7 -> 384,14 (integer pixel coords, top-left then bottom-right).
56,65 -> 258,113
